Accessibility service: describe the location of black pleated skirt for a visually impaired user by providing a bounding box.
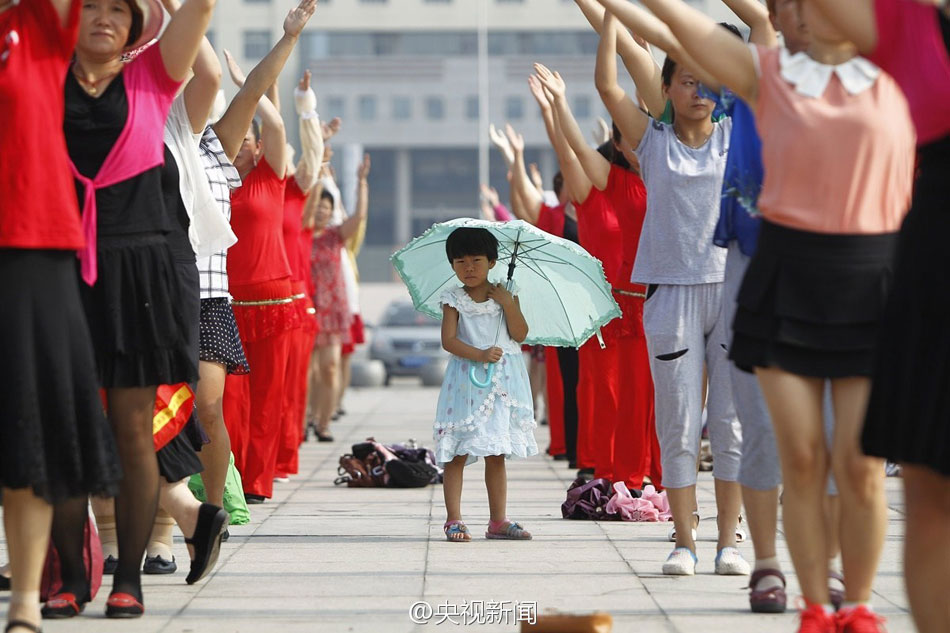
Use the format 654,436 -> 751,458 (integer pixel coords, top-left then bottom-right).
863,136 -> 950,476
79,233 -> 198,389
729,219 -> 897,378
0,249 -> 121,502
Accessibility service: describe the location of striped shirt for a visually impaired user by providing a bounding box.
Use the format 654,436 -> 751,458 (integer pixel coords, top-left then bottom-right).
196,126 -> 242,299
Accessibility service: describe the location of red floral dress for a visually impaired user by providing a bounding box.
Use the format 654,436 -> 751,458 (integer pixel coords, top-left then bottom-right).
311,227 -> 352,346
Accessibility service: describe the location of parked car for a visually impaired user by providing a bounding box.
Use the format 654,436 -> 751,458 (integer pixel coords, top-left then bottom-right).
370,301 -> 448,385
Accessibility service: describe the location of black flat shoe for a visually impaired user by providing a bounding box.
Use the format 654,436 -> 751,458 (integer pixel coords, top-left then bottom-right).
221,529 -> 230,542
0,574 -> 9,591
316,430 -> 334,442
143,554 -> 177,575
244,493 -> 266,504
185,503 -> 229,585
552,454 -> 569,461
102,555 -> 118,575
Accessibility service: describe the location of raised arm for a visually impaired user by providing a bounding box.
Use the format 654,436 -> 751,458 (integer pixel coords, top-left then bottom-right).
47,0 -> 74,26
527,75 -> 560,153
257,93 -> 288,178
595,0 -> 722,91
809,0 -> 876,54
575,0 -> 666,118
212,0 -> 316,161
722,0 -> 777,47
506,125 -> 543,225
294,70 -> 323,192
158,0 -> 215,83
489,123 -> 516,168
536,63 -> 614,191
545,89 -> 594,205
338,154 -> 370,241
160,0 -> 222,132
638,0 -> 759,105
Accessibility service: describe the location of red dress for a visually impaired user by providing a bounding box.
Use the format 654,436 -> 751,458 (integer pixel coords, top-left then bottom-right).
604,166 -> 661,489
311,228 -> 352,346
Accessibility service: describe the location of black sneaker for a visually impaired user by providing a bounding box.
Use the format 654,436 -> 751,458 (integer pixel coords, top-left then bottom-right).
576,468 -> 595,481
103,555 -> 118,575
244,493 -> 266,504
143,555 -> 177,575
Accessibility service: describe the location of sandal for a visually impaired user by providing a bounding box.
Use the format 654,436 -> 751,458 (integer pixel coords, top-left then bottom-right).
41,591 -> 88,619
105,592 -> 144,619
829,570 -> 846,611
443,520 -> 471,542
748,568 -> 787,613
185,503 -> 229,585
485,521 -> 532,540
5,620 -> 41,633
668,511 -> 700,543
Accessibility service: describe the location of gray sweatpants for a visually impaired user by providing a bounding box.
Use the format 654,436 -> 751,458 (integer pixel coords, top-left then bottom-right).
723,242 -> 838,495
642,282 -> 742,488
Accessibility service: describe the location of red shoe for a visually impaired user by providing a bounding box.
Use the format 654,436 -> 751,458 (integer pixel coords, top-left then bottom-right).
797,604 -> 836,633
41,591 -> 88,619
105,592 -> 144,618
837,606 -> 887,633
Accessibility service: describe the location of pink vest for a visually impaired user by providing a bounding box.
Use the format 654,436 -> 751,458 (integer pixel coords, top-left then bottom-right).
73,43 -> 180,284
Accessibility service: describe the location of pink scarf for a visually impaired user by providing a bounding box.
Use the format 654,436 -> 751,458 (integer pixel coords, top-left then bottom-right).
72,43 -> 179,284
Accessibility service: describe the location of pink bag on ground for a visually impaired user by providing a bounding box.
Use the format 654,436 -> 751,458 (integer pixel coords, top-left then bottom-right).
605,483 -> 673,522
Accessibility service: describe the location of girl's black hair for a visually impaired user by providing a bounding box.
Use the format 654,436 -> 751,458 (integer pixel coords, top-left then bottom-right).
661,22 -> 743,87
319,189 -> 335,205
445,227 -> 498,263
596,122 -> 632,171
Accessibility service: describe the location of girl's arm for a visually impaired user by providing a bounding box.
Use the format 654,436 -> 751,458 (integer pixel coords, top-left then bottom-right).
547,92 -> 594,205
595,0 -> 723,90
506,125 -> 543,225
536,63 -> 616,191
809,0 -> 877,54
721,0 -> 777,47
487,284 -> 529,343
338,154 -> 370,241
575,0 -> 667,118
158,0 -> 215,83
638,0 -> 759,106
441,306 -> 503,363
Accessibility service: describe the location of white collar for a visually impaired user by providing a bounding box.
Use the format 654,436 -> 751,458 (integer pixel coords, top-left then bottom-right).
779,48 -> 881,98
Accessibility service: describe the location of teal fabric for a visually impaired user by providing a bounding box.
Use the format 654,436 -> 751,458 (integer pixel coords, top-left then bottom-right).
390,218 -> 621,349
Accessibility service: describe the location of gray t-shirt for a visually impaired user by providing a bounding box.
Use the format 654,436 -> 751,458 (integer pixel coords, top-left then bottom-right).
632,118 -> 731,285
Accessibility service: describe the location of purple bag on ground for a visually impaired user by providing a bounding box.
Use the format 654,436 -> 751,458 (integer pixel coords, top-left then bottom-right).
561,477 -> 618,520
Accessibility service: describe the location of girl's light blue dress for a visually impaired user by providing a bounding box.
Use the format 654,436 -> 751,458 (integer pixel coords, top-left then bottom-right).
433,285 -> 538,466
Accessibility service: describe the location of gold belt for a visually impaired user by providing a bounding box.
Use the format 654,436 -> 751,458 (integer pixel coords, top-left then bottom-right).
291,293 -> 306,300
612,288 -> 647,299
231,296 -> 295,307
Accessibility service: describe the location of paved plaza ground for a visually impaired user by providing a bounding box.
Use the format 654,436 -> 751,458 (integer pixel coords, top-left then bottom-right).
0,381 -> 914,633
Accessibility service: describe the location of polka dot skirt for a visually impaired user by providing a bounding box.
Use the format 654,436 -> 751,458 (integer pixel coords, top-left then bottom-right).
198,298 -> 250,375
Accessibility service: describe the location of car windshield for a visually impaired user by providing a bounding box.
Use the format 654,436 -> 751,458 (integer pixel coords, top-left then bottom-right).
383,304 -> 440,327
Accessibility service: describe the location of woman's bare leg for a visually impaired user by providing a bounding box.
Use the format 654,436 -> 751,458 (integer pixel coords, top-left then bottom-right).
3,487 -> 52,632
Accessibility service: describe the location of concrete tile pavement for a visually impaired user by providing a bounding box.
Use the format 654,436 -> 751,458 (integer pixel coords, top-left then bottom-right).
0,382 -> 914,633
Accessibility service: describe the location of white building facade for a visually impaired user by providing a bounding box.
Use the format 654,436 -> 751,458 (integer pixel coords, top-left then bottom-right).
210,0 -> 744,281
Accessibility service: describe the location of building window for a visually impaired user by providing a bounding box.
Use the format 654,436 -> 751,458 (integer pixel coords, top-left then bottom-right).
392,96 -> 412,120
326,96 -> 345,119
505,96 -> 523,120
465,95 -> 479,120
573,95 -> 592,119
243,30 -> 271,59
426,97 -> 445,120
358,95 -> 377,121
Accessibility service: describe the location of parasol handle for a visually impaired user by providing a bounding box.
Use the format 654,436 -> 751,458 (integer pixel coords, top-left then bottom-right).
469,362 -> 496,389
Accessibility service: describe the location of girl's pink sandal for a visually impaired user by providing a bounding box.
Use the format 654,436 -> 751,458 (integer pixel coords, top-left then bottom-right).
485,520 -> 532,540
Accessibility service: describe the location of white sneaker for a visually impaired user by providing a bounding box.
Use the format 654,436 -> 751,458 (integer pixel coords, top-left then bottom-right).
663,548 -> 697,576
715,547 -> 751,575
274,476 -> 290,484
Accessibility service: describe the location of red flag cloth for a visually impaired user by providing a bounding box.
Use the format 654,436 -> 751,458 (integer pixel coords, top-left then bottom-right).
152,383 -> 195,451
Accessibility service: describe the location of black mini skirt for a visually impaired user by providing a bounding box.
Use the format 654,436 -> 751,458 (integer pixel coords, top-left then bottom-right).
729,220 -> 897,378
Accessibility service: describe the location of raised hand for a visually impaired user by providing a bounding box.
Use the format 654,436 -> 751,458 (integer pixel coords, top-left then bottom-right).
527,75 -> 550,110
533,63 -> 566,100
592,117 -> 611,145
298,69 -> 311,92
223,49 -> 246,87
284,0 -> 317,39
504,123 -> 525,154
357,153 -> 371,180
479,184 -> 500,207
489,123 -> 515,165
322,117 -> 342,140
528,163 -> 544,192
